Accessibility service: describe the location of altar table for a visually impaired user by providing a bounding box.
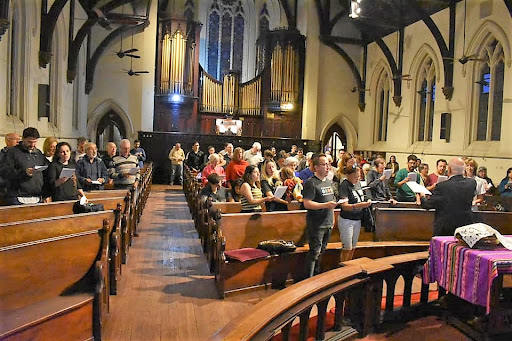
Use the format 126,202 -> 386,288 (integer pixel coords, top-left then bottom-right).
423,236 -> 512,314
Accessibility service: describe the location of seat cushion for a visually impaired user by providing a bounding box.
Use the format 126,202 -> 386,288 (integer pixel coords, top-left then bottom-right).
225,248 -> 270,262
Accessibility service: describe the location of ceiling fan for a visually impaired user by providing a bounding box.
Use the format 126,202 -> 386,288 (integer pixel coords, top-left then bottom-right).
122,50 -> 148,77
444,0 -> 486,65
114,30 -> 140,59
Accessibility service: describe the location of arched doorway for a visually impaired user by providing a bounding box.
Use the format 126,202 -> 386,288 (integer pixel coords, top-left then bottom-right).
96,110 -> 126,151
322,123 -> 347,165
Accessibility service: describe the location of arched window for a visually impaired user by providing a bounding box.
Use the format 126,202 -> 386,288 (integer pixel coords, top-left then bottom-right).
374,69 -> 390,142
473,38 -> 504,141
415,58 -> 435,142
206,0 -> 245,80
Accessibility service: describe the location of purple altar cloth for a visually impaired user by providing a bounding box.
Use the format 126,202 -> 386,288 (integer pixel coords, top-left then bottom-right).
423,236 -> 512,314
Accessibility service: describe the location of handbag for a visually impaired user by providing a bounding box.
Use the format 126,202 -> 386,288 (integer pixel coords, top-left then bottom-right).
361,207 -> 375,232
257,240 -> 297,254
73,201 -> 105,214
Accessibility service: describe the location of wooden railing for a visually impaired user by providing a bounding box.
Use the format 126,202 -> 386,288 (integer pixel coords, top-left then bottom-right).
209,252 -> 430,341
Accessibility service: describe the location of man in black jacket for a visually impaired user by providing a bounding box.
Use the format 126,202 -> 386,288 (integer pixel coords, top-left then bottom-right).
185,141 -> 206,172
420,157 -> 476,236
2,127 -> 47,205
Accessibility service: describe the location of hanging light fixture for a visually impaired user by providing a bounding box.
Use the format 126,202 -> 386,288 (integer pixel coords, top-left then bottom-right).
349,0 -> 362,19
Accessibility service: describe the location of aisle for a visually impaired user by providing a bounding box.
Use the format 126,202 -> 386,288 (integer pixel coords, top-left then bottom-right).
103,185 -> 275,341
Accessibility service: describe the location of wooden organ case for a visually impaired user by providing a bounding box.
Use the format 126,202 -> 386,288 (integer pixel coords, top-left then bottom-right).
154,17 -> 305,139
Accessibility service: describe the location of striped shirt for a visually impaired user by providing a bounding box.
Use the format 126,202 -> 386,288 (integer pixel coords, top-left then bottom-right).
240,184 -> 263,212
112,154 -> 140,186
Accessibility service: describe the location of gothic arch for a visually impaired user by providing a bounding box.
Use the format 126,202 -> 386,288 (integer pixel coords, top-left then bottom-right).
87,99 -> 135,143
467,20 -> 511,68
319,114 -> 358,154
368,59 -> 393,94
408,43 -> 442,83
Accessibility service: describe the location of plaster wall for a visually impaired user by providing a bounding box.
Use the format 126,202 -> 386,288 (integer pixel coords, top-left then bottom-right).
358,0 -> 512,182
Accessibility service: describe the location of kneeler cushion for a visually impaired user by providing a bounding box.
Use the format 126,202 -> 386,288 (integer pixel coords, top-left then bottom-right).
224,248 -> 270,262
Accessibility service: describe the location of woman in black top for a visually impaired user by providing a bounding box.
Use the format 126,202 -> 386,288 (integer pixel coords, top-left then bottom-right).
47,142 -> 85,202
260,160 -> 289,211
338,166 -> 371,262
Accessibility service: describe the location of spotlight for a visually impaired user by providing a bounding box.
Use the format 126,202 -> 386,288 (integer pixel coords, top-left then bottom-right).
349,0 -> 362,18
281,102 -> 294,110
169,94 -> 182,103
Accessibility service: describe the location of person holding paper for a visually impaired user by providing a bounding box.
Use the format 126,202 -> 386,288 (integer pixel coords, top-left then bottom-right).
394,154 -> 421,204
112,139 -> 140,190
260,160 -> 289,211
2,128 -> 48,205
76,143 -> 109,191
302,154 -> 338,278
426,159 -> 447,192
200,173 -> 230,202
338,166 -> 372,262
420,157 -> 476,236
239,165 -> 273,213
497,167 -> 512,198
366,158 -> 396,203
201,154 -> 225,187
418,163 -> 431,188
47,142 -> 85,202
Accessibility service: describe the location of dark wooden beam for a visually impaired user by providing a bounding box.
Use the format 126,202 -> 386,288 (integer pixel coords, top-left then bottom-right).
504,0 -> 512,17
39,0 -> 69,68
67,20 -> 96,82
374,37 -> 401,107
328,8 -> 348,34
0,0 -> 10,41
323,36 -> 364,46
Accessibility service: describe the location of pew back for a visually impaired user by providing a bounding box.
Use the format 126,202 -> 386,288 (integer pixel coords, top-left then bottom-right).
212,201 -> 302,213
0,196 -> 126,224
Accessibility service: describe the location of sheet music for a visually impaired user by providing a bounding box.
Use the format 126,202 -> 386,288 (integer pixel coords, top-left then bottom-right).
437,175 -> 448,183
383,169 -> 392,179
34,165 -> 48,172
59,168 -> 75,179
273,186 -> 288,198
405,181 -> 431,195
407,172 -> 417,182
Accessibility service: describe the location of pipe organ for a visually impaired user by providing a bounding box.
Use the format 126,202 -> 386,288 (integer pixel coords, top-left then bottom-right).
154,18 -> 305,138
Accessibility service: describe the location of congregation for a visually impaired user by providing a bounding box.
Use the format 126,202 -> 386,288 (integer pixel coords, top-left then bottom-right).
169,139 -> 512,274
0,127 -> 146,205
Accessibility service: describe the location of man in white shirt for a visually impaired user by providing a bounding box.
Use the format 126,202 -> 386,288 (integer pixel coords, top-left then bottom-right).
243,142 -> 264,167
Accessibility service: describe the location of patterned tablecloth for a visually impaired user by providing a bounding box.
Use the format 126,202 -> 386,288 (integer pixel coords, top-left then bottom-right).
423,236 -> 512,314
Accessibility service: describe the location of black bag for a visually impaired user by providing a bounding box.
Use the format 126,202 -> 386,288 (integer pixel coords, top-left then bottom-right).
257,240 -> 297,254
361,207 -> 375,232
73,201 -> 105,214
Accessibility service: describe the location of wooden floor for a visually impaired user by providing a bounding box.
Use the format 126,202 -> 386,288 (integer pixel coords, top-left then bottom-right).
103,185 -> 278,341
103,185 -> 469,341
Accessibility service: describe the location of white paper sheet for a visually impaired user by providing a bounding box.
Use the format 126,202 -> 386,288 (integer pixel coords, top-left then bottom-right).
383,169 -> 392,179
405,181 -> 431,195
437,175 -> 448,183
337,198 -> 349,204
80,195 -> 87,205
34,165 -> 48,172
91,180 -> 102,185
59,168 -> 75,179
273,186 -> 288,198
407,172 -> 417,182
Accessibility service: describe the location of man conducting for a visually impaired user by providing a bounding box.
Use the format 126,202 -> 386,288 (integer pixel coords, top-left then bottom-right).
420,157 -> 476,236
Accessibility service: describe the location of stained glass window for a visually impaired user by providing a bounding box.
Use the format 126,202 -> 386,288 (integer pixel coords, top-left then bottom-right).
206,1 -> 245,80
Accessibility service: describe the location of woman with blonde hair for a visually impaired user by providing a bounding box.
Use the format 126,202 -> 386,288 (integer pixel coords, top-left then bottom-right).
43,137 -> 58,162
201,153 -> 225,186
464,158 -> 487,211
260,160 -> 289,211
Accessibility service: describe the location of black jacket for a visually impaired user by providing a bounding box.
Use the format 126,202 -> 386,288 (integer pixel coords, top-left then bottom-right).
47,161 -> 81,201
76,157 -> 109,191
421,174 -> 476,236
185,150 -> 206,171
1,144 -> 47,197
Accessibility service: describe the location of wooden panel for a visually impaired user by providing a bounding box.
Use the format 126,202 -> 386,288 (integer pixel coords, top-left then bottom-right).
0,233 -> 100,311
0,210 -> 115,247
0,197 -> 125,224
1,296 -> 94,341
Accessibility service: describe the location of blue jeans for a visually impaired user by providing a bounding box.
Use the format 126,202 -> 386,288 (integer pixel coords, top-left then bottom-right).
305,226 -> 332,278
170,163 -> 183,184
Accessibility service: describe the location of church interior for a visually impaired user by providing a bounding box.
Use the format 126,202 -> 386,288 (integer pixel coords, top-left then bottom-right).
1,0 -> 512,340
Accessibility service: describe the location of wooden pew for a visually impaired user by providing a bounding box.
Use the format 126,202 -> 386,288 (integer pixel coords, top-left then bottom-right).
212,210 -> 428,297
0,212 -> 113,341
211,201 -> 302,213
375,207 -> 512,241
